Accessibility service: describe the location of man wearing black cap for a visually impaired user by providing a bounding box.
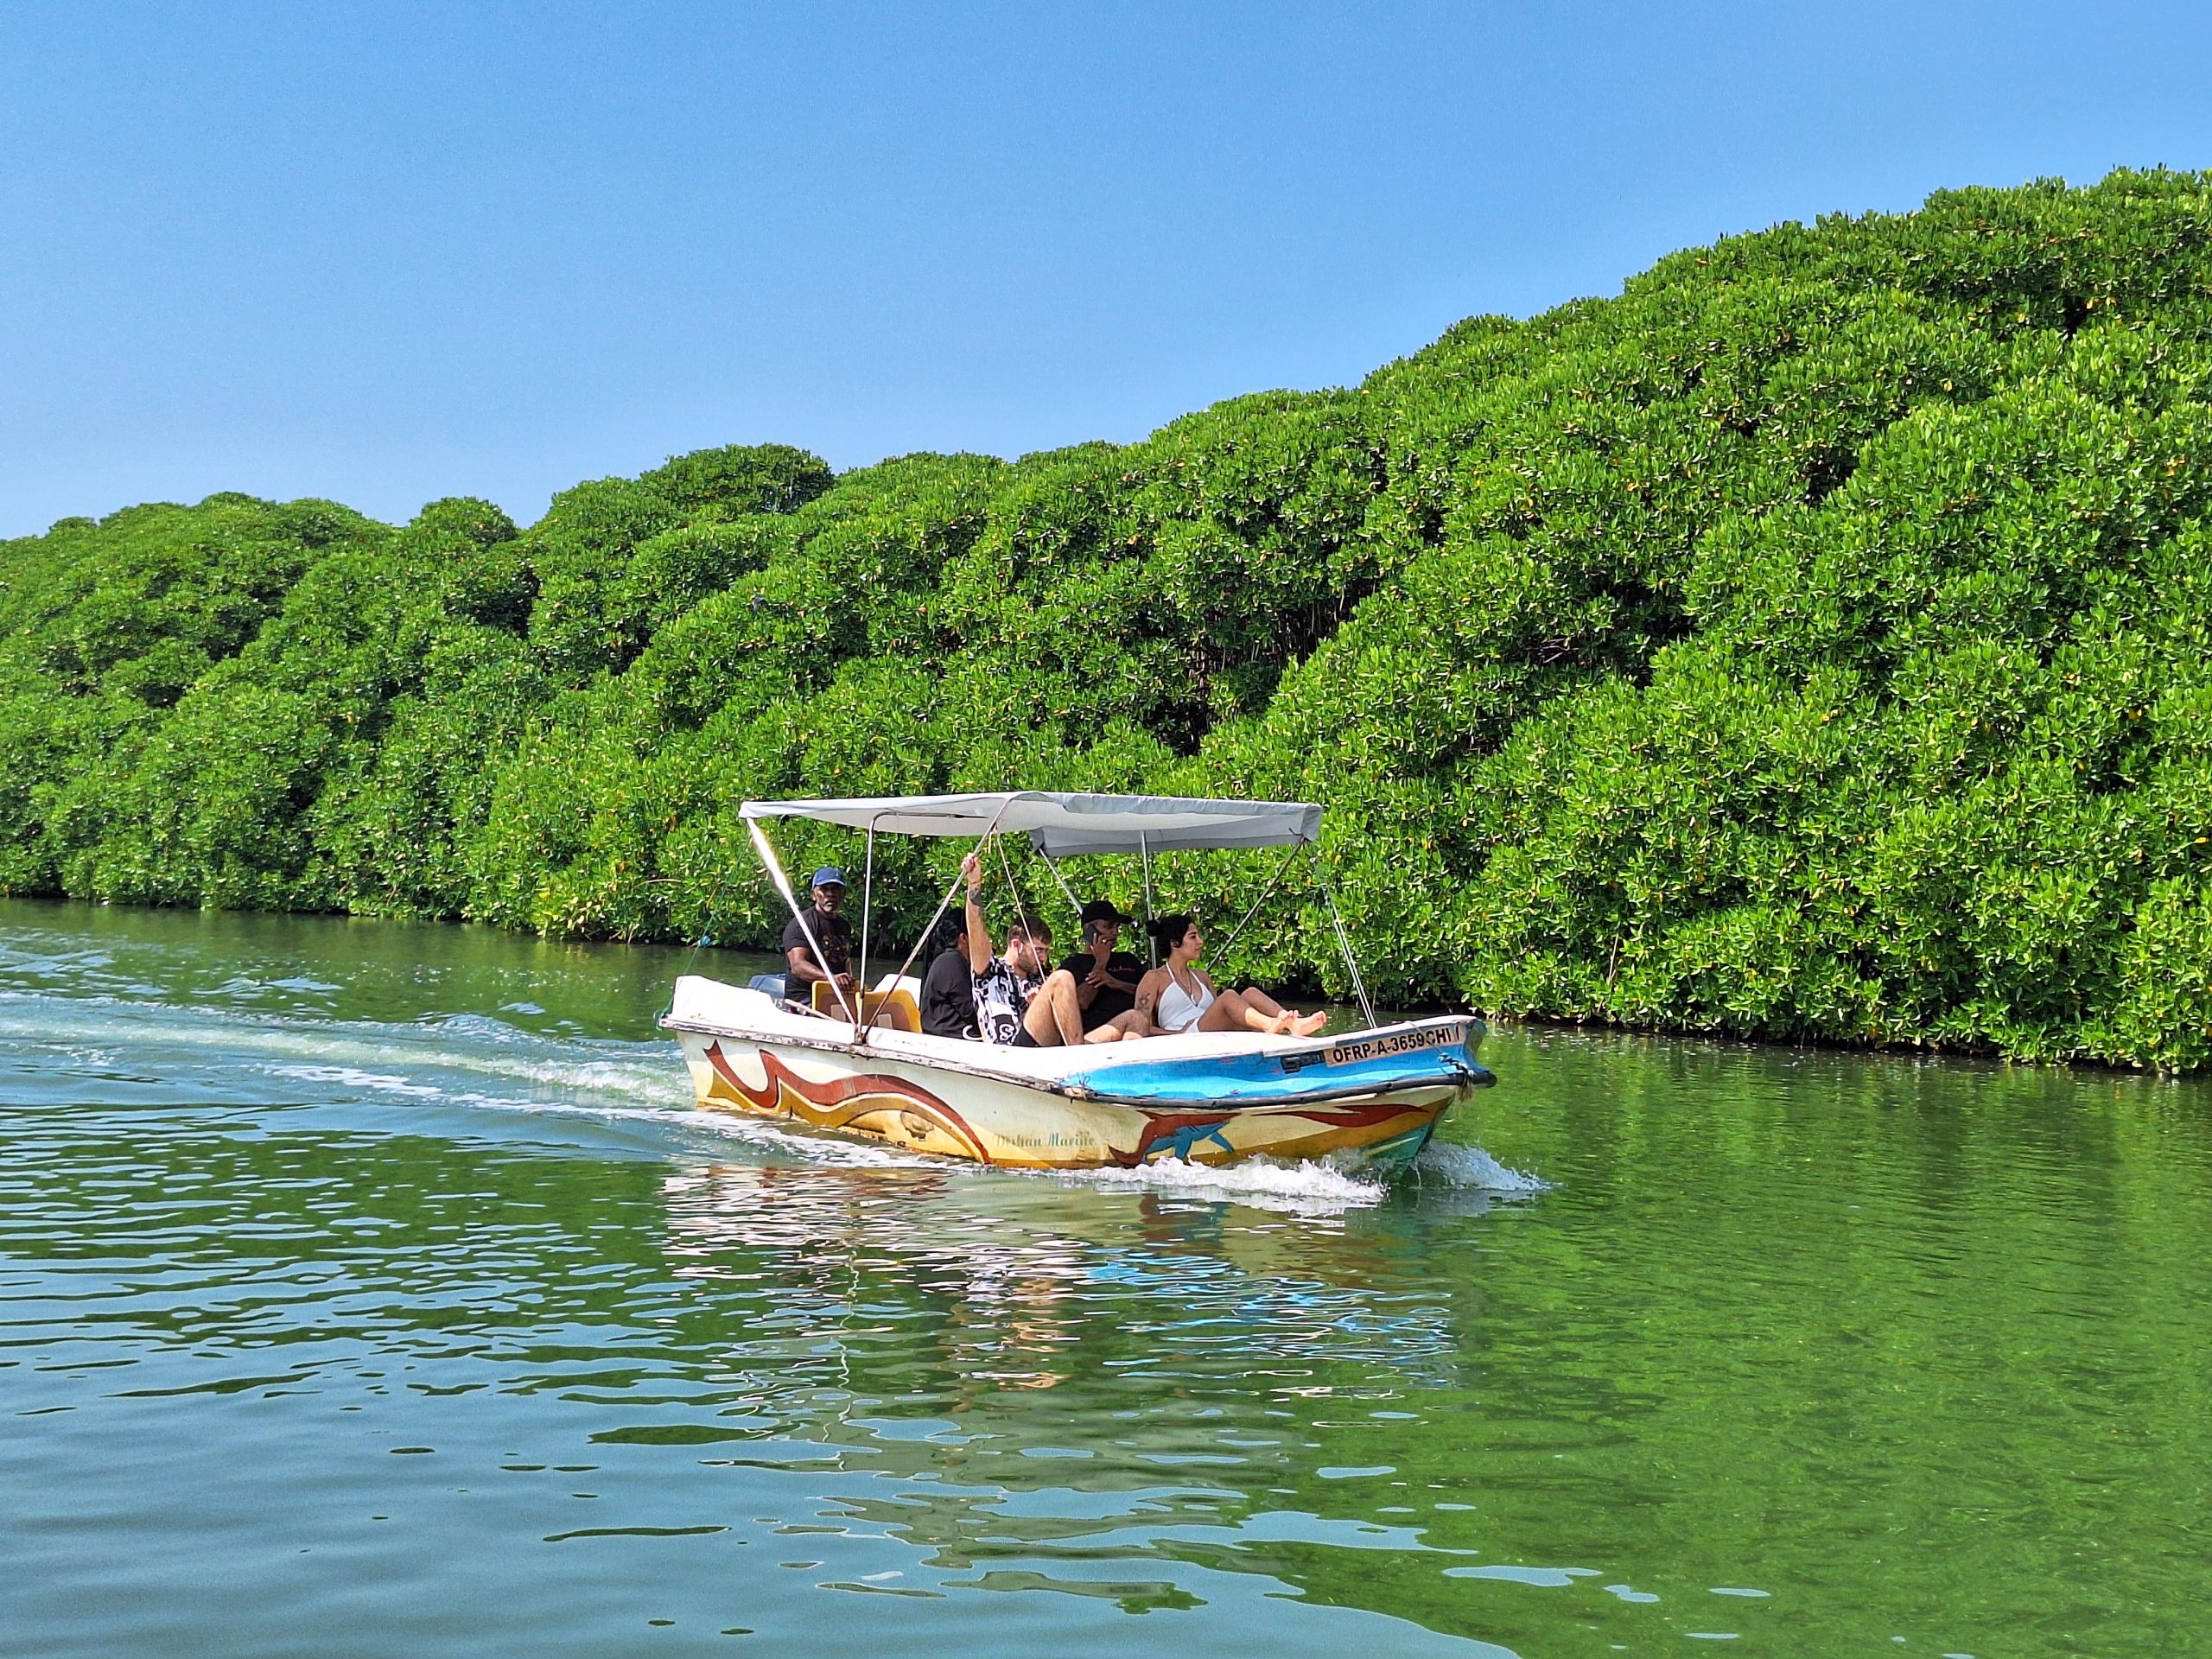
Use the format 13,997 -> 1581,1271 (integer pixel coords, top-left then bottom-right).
782,866 -> 855,1010
1060,899 -> 1144,1027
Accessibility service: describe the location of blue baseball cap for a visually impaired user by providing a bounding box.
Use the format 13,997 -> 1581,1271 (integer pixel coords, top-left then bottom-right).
810,867 -> 848,889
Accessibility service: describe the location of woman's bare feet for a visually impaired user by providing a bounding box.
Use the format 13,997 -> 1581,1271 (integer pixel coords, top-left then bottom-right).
1290,1010 -> 1328,1038
1265,1012 -> 1296,1036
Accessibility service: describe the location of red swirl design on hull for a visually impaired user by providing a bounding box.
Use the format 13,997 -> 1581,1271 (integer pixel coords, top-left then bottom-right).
702,1041 -> 991,1164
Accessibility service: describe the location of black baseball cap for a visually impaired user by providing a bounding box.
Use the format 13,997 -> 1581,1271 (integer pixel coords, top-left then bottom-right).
1078,899 -> 1134,926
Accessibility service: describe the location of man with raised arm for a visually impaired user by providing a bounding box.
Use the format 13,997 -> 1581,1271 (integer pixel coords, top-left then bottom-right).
961,850 -> 1145,1046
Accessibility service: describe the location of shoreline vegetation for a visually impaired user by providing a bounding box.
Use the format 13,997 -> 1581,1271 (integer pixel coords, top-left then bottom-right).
6,172 -> 2212,1071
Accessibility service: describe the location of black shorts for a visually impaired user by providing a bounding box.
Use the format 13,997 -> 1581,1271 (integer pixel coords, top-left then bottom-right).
1011,1027 -> 1041,1049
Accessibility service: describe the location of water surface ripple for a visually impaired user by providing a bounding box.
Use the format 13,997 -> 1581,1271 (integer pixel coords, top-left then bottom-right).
3,898 -> 2209,1657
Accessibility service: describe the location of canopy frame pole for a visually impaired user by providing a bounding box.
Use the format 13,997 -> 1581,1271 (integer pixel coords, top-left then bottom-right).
1036,846 -> 1084,925
1139,831 -> 1157,968
859,820 -> 878,1003
875,801 -> 1018,1023
747,817 -> 861,1026
1309,844 -> 1376,1029
990,832 -> 1027,925
1214,841 -> 1303,960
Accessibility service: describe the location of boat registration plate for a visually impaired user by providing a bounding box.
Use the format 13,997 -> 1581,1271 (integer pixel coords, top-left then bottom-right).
1318,1026 -> 1459,1067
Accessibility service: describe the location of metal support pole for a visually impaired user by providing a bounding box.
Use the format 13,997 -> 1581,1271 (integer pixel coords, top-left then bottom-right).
747,817 -> 860,1026
990,831 -> 1027,923
1139,831 -> 1157,968
875,864 -> 969,1026
878,801 -> 1018,1014
1215,841 -> 1301,959
1310,845 -> 1376,1030
859,822 -> 877,1000
1037,846 -> 1084,925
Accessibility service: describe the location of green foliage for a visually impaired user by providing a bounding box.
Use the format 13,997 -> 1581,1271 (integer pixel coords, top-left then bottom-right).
638,442 -> 835,517
7,173 -> 2212,1067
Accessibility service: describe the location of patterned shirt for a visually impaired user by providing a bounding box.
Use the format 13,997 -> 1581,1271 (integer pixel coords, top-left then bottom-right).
971,957 -> 1039,1046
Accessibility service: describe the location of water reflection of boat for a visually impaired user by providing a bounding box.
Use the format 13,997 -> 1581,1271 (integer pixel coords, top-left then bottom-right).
664,792 -> 1495,1174
648,1161 -> 1479,1630
658,1160 -> 1463,1405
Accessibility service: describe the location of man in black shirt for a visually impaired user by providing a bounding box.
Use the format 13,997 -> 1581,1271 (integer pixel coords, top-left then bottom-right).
782,866 -> 855,1012
1059,899 -> 1144,1027
918,914 -> 977,1039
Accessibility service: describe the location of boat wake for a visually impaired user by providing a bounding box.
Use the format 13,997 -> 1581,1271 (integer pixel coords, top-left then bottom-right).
0,990 -> 692,1120
1040,1138 -> 1547,1215
1056,1153 -> 1391,1212
3,986 -> 1545,1202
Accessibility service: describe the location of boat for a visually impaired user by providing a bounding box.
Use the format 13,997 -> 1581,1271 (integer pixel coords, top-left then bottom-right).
661,791 -> 1494,1173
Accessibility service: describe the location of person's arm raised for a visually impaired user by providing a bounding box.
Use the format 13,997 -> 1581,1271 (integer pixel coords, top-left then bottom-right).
960,850 -> 993,970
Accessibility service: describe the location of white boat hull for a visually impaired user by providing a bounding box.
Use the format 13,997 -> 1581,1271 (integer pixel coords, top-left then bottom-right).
663,976 -> 1491,1173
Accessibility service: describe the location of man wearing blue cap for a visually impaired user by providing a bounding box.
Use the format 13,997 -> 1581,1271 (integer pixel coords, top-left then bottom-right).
782,867 -> 855,1009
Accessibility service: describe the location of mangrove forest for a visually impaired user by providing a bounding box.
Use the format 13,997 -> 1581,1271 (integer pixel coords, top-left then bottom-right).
5,169 -> 2212,1071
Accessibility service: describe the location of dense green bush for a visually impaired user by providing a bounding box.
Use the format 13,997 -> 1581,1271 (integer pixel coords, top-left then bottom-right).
6,175 -> 2212,1068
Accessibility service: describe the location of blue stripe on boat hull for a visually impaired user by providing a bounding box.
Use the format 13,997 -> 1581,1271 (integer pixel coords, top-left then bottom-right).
1067,1039 -> 1492,1106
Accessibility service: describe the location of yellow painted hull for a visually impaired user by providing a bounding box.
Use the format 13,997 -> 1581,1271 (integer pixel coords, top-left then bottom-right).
674,1031 -> 1466,1173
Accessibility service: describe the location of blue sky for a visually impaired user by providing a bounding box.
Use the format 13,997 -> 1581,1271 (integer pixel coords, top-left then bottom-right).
3,2 -> 2207,538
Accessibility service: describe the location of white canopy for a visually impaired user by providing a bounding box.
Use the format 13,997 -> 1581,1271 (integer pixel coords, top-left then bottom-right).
741,791 -> 1321,856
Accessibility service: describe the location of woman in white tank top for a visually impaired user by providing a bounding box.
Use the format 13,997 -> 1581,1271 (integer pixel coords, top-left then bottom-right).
1154,967 -> 1215,1032
1134,915 -> 1329,1039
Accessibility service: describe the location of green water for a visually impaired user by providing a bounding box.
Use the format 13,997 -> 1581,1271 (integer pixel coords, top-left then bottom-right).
3,897 -> 2208,1656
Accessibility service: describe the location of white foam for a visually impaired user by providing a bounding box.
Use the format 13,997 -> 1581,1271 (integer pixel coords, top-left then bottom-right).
661,1108 -> 941,1169
271,1064 -> 445,1099
267,1039 -> 690,1115
1411,1141 -> 1550,1194
1052,1154 -> 1390,1214
265,1064 -> 916,1173
3,990 -> 693,1115
438,1051 -> 691,1105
